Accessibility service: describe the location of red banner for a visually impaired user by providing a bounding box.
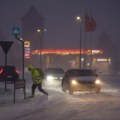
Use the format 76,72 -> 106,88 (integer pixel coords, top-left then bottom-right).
90,16 -> 96,31
84,13 -> 96,32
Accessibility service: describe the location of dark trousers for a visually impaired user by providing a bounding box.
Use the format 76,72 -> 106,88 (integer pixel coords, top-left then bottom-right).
32,83 -> 48,96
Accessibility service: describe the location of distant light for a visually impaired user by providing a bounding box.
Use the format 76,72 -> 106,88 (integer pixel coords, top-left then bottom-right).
37,29 -> 41,33
108,59 -> 111,62
20,37 -> 23,41
81,58 -> 84,61
92,50 -> 104,54
108,58 -> 111,64
44,29 -> 47,32
76,16 -> 81,21
37,28 -> 47,33
87,63 -> 90,66
97,58 -> 108,62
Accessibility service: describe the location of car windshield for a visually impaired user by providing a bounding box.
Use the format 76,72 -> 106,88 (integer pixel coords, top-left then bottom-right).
66,69 -> 96,77
45,68 -> 64,74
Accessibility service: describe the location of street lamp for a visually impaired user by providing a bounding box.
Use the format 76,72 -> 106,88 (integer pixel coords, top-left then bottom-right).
37,28 -> 47,68
76,16 -> 82,69
37,29 -> 41,33
37,29 -> 42,67
76,16 -> 81,21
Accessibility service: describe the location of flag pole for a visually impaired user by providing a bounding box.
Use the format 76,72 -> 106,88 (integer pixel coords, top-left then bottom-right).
90,9 -> 93,69
84,28 -> 87,69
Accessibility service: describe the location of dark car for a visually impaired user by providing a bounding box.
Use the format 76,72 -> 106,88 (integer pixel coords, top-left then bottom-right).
44,68 -> 65,85
62,69 -> 101,94
0,65 -> 19,82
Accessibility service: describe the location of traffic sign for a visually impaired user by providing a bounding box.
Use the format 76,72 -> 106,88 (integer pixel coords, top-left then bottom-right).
0,41 -> 13,54
12,27 -> 20,35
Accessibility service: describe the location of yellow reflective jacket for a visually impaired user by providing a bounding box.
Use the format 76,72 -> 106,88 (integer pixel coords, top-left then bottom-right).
31,68 -> 44,84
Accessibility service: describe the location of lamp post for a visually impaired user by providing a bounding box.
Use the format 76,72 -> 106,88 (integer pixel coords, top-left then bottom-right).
76,16 -> 82,69
37,29 -> 42,67
37,28 -> 47,68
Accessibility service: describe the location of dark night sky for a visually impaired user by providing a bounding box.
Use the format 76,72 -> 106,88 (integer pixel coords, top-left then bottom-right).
0,0 -> 120,49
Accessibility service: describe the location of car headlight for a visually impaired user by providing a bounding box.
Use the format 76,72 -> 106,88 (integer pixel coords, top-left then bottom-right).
46,75 -> 54,81
95,79 -> 101,85
71,80 -> 78,85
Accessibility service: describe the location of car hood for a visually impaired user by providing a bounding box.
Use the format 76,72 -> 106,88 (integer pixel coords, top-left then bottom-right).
70,76 -> 97,81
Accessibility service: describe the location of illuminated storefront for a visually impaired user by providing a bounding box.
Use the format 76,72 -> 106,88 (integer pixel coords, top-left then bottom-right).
23,48 -> 112,74
28,49 -> 109,71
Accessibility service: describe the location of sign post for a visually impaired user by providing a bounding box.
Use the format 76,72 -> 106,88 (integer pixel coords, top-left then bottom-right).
0,41 -> 13,91
12,27 -> 26,100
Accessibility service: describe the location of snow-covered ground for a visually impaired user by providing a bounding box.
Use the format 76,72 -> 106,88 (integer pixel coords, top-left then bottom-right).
0,73 -> 120,120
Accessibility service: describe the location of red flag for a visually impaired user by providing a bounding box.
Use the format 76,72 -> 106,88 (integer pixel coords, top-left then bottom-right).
84,13 -> 96,32
90,15 -> 96,31
84,13 -> 91,32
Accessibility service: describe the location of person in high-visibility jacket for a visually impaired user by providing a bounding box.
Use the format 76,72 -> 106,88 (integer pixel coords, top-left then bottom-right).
28,65 -> 48,97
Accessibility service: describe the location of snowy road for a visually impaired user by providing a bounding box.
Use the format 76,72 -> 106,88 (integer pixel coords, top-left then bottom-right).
0,75 -> 120,120
14,92 -> 120,120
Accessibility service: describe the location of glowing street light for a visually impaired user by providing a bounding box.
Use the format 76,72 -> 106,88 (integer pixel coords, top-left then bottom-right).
37,29 -> 41,33
76,16 -> 81,21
